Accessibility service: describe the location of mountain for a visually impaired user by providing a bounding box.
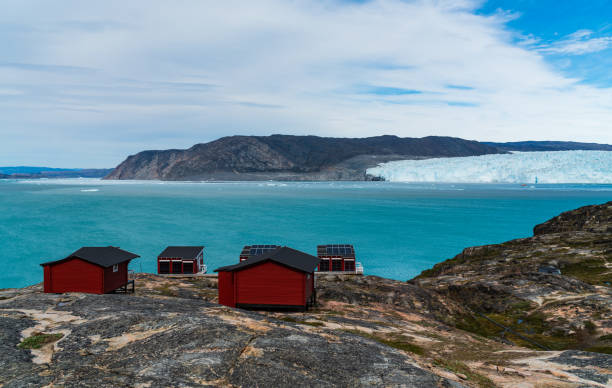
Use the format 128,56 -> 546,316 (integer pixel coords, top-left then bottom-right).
0,166 -> 80,175
1,202 -> 610,386
0,168 -> 112,179
484,140 -> 612,152
105,135 -> 503,181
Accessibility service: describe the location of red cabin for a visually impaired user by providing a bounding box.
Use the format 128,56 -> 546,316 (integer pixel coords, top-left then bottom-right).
316,244 -> 356,272
239,244 -> 280,262
41,246 -> 139,294
216,246 -> 320,310
157,246 -> 205,274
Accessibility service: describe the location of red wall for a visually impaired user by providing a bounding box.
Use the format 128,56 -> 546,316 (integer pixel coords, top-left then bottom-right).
235,261 -> 306,307
305,273 -> 314,301
218,271 -> 236,307
44,258 -> 103,294
102,262 -> 129,293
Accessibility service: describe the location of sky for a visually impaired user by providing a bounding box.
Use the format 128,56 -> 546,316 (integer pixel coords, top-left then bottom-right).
1,0 -> 612,167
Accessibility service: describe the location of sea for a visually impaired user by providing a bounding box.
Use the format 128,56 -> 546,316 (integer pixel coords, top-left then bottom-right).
1,178 -> 610,289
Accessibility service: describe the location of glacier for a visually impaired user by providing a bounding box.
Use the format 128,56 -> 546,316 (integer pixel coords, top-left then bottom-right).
367,151 -> 612,183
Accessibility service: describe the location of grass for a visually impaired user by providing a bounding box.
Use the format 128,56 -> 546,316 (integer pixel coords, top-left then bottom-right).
18,333 -> 64,349
561,258 -> 612,286
155,283 -> 178,297
453,308 -> 584,351
277,316 -> 325,327
585,346 -> 612,354
433,359 -> 496,388
343,329 -> 426,356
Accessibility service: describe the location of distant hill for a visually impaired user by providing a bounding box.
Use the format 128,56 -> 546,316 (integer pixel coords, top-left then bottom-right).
0,167 -> 112,179
484,141 -> 612,152
104,135 -> 503,181
0,166 -> 80,175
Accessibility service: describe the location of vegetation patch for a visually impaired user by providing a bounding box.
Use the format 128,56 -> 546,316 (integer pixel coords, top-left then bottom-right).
18,333 -> 64,349
561,258 -> 611,285
585,346 -> 612,354
155,283 -> 178,297
433,358 -> 496,388
343,329 -> 425,356
277,316 -> 325,327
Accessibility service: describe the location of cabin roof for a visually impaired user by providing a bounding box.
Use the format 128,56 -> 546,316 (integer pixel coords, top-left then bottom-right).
317,244 -> 355,259
215,246 -> 320,273
158,246 -> 204,259
239,244 -> 281,259
41,246 -> 140,268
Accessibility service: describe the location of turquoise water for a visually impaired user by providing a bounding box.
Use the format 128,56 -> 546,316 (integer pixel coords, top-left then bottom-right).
1,179 -> 610,289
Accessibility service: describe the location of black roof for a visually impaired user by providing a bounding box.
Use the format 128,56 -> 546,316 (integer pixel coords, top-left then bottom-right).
41,246 -> 139,268
317,244 -> 355,259
215,246 -> 320,273
158,246 -> 204,259
239,244 -> 281,259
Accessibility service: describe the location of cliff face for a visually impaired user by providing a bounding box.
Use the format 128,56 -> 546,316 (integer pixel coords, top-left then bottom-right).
104,135 -> 502,181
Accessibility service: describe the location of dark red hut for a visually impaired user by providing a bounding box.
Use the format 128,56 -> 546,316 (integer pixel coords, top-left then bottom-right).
316,244 -> 357,272
157,246 -> 205,274
41,246 -> 139,294
215,246 -> 319,310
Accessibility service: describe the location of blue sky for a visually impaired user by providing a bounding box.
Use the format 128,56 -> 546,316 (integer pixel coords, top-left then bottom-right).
478,0 -> 612,86
1,0 -> 611,167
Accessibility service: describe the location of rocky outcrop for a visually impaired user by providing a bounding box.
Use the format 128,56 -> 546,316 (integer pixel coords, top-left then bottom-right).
104,135 -> 502,181
533,201 -> 612,235
415,201 -> 612,355
0,284 -> 463,387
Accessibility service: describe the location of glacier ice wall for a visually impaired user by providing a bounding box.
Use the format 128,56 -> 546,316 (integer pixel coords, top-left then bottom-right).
367,151 -> 612,183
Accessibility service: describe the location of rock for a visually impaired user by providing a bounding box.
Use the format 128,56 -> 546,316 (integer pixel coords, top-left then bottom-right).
0,292 -> 462,387
104,135 -> 502,181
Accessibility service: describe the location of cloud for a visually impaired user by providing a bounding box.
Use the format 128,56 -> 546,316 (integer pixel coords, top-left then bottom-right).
0,0 -> 611,167
538,29 -> 612,55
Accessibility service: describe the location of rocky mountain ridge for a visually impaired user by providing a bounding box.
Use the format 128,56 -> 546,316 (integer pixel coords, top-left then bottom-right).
104,135 -> 612,181
104,135 -> 503,181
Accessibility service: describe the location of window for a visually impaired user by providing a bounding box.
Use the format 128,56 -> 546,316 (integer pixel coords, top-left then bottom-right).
113,264 -> 118,272
171,261 -> 182,273
319,260 -> 330,271
183,262 -> 194,274
159,261 -> 170,274
344,260 -> 355,272
331,259 -> 342,271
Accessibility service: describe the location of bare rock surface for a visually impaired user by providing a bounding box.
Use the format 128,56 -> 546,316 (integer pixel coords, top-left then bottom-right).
0,288 -> 462,387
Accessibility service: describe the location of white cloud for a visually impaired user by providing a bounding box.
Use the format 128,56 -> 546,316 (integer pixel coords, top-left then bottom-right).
0,0 -> 611,166
538,29 -> 612,55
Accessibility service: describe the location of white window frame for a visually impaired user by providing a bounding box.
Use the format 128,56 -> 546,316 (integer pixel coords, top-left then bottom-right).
113,264 -> 118,272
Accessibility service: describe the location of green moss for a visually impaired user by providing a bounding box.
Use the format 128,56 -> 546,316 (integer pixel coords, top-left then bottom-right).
585,346 -> 612,354
277,316 -> 325,327
433,359 -> 496,388
155,283 -> 178,297
343,329 -> 425,356
598,334 -> 612,341
18,333 -> 63,349
561,259 -> 611,285
584,320 -> 597,334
